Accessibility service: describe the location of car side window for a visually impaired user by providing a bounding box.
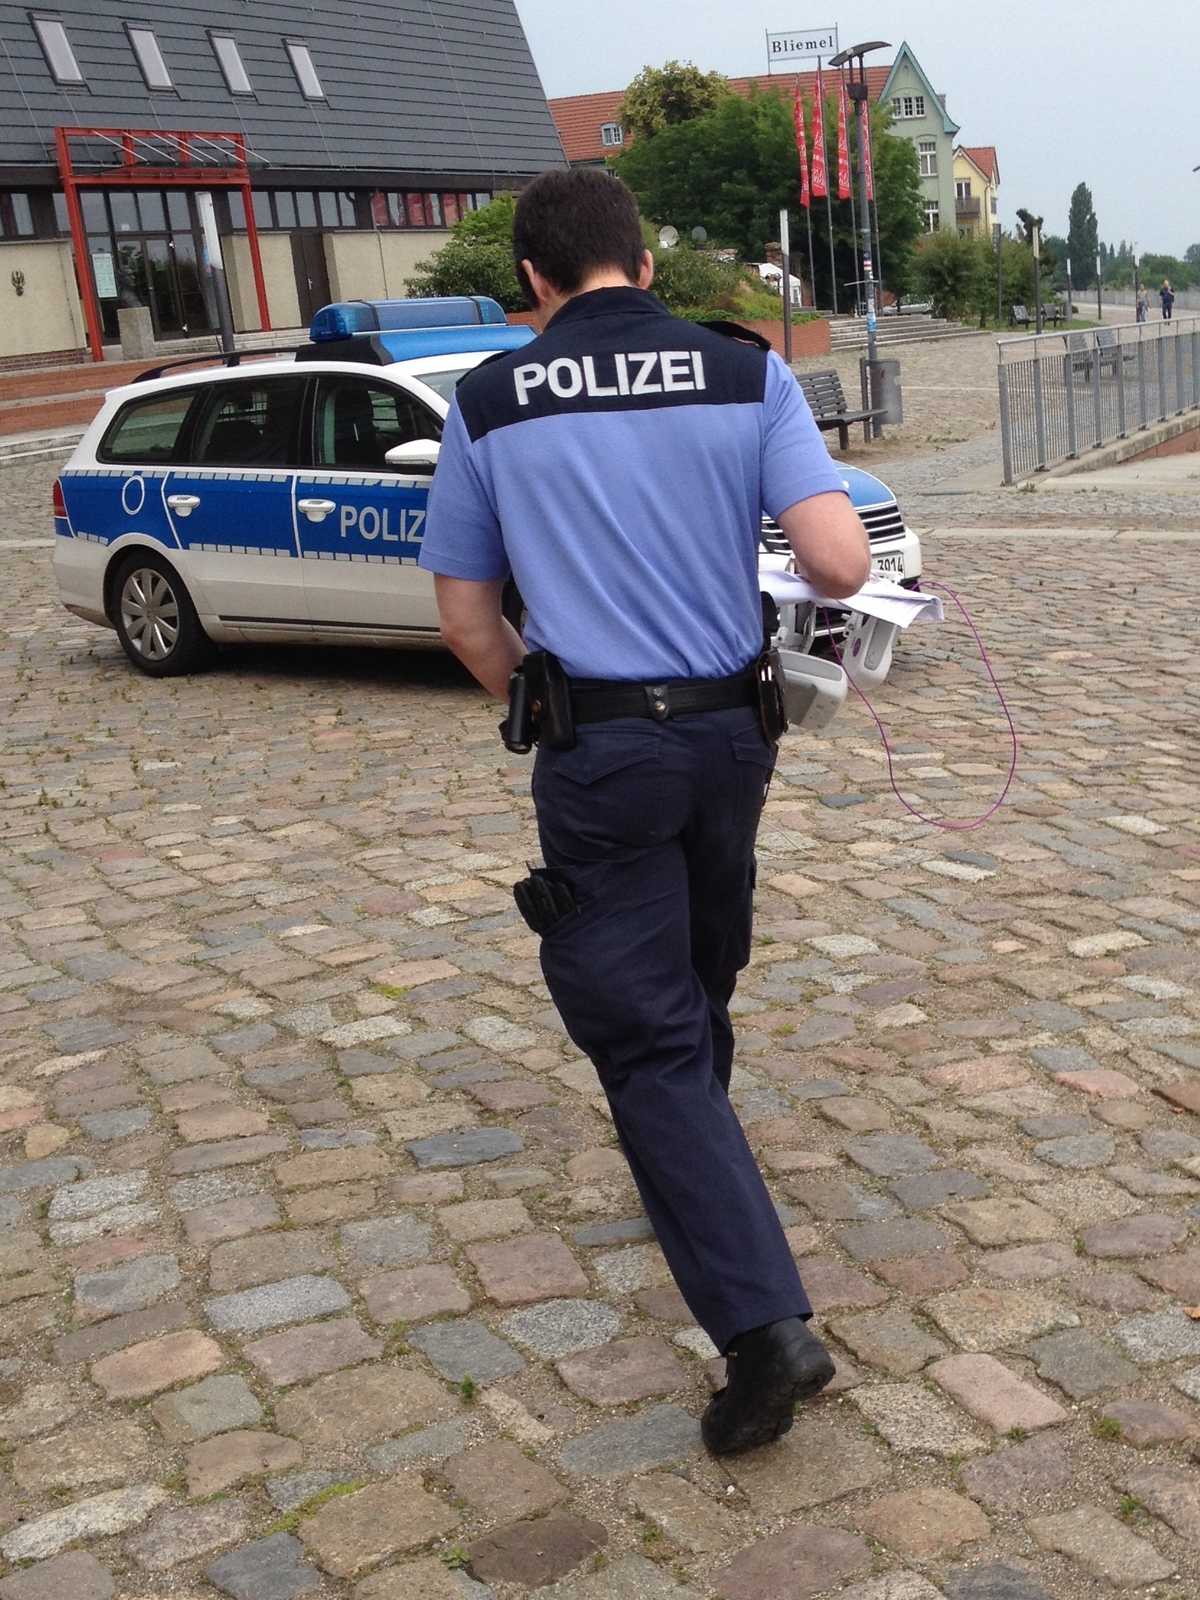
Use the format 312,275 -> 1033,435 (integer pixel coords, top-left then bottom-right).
98,388 -> 199,465
190,378 -> 305,468
312,377 -> 443,471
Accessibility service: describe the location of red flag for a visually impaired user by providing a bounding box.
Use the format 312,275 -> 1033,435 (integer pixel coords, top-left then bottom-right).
858,100 -> 875,203
836,77 -> 851,200
792,86 -> 810,208
810,68 -> 828,199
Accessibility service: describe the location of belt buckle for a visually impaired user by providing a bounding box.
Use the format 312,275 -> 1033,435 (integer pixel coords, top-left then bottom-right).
644,683 -> 670,721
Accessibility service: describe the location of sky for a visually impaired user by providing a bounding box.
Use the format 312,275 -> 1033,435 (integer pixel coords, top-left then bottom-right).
514,0 -> 1199,258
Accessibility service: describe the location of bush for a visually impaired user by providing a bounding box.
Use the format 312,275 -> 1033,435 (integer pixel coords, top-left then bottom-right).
649,245 -> 742,317
405,194 -> 524,311
912,231 -> 986,319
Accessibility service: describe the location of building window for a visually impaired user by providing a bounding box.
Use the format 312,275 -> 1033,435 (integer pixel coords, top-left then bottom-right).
918,140 -> 937,177
913,94 -> 925,117
127,26 -> 173,90
892,94 -> 926,120
31,16 -> 84,84
210,34 -> 252,95
601,122 -> 624,147
0,193 -> 34,238
923,200 -> 940,233
285,41 -> 325,101
955,179 -> 972,200
990,195 -> 998,215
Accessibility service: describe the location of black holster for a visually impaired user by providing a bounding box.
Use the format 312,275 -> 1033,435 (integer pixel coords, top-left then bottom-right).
513,866 -> 578,934
755,592 -> 788,745
523,650 -> 576,750
500,665 -> 534,754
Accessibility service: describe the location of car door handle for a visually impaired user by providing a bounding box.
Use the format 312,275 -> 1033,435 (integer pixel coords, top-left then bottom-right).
165,493 -> 200,517
297,498 -> 336,522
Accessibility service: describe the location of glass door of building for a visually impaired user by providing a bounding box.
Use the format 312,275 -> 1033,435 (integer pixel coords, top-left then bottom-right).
81,189 -> 216,341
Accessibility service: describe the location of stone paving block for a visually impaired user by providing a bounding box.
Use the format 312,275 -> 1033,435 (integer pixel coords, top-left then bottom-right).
1100,1399 -> 1198,1446
408,1317 -> 525,1384
208,1229 -> 335,1291
1071,1271 -> 1159,1313
942,1563 -> 1054,1600
960,1435 -> 1073,1513
838,1578 -> 943,1600
444,1439 -> 566,1521
11,1416 -> 155,1491
206,1532 -> 321,1600
926,1288 -> 1079,1352
468,1233 -> 589,1305
1081,1213 -> 1188,1258
1114,1309 -> 1200,1364
353,1558 -> 494,1599
714,1523 -> 872,1600
1123,1465 -> 1200,1542
628,1472 -> 741,1553
168,1134 -> 289,1175
243,1316 -> 383,1385
930,1353 -> 1067,1431
1139,1245 -> 1200,1301
295,1473 -> 458,1577
853,1382 -> 987,1457
205,1274 -> 350,1333
274,1148 -> 391,1189
55,1303 -> 194,1366
986,1243 -> 1076,1282
467,1515 -> 607,1588
843,1135 -> 940,1178
273,1365 -> 451,1450
365,1419 -> 470,1472
941,1198 -> 1061,1248
187,1429 -> 302,1496
0,1484 -> 167,1561
889,1169 -> 989,1210
0,1552 -> 115,1600
150,1373 -> 262,1442
725,1412 -> 888,1514
48,1172 -> 147,1220
857,1486 -> 989,1558
787,1176 -> 900,1222
92,1330 -> 224,1399
793,1256 -> 890,1312
1028,1505 -> 1174,1585
125,1495 -> 251,1569
1027,1329 -> 1138,1399
839,1217 -> 953,1263
829,1307 -> 948,1376
556,1336 -> 687,1405
872,1252 -> 969,1296
363,1264 -> 472,1324
440,1198 -> 533,1242
340,1213 -> 433,1267
558,1402 -> 701,1478
501,1299 -> 623,1357
405,1128 -> 523,1168
182,1193 -> 282,1247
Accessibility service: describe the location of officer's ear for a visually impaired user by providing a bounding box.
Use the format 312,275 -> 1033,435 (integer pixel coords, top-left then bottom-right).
637,250 -> 655,291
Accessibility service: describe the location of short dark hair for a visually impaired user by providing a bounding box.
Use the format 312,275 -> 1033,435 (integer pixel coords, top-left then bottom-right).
512,168 -> 645,303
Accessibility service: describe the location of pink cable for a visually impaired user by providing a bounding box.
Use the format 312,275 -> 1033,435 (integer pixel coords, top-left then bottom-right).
822,579 -> 1019,832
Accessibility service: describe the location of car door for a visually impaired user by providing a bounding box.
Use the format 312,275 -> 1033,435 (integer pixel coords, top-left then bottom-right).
295,373 -> 440,638
163,374 -> 310,631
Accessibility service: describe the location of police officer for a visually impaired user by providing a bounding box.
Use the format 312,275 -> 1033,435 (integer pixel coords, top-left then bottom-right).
419,168 -> 870,1455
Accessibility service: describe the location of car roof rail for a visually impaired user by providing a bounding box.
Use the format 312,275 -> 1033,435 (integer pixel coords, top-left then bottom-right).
132,346 -> 306,384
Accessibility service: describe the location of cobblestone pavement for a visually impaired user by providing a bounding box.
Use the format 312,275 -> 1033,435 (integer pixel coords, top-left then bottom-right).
2,478 -> 1200,1600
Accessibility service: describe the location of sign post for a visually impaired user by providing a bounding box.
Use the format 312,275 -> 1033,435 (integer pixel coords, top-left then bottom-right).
780,206 -> 794,364
196,191 -> 236,355
766,26 -> 838,69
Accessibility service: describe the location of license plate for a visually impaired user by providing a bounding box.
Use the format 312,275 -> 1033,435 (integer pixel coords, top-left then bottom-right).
873,553 -> 905,577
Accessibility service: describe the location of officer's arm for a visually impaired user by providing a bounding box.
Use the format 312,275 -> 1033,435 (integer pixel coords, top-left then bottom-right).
777,491 -> 871,599
433,576 -> 525,700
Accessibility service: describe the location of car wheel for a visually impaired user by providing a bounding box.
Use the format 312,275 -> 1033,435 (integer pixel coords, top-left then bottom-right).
111,551 -> 213,677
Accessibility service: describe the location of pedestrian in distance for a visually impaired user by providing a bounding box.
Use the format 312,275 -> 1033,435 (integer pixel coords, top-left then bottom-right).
1161,279 -> 1175,320
1135,288 -> 1148,323
419,167 -> 870,1455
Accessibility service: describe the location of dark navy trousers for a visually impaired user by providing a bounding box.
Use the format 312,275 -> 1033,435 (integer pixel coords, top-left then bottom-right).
532,704 -> 812,1353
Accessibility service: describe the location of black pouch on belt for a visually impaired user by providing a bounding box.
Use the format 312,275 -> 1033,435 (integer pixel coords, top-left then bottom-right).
500,664 -> 534,754
754,592 -> 789,745
513,866 -> 578,934
524,650 -> 576,750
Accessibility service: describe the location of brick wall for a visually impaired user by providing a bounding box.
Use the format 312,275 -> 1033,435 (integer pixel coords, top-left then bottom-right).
507,310 -> 831,359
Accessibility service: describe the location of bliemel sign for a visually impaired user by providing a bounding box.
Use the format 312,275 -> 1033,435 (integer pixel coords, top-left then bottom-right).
766,26 -> 839,65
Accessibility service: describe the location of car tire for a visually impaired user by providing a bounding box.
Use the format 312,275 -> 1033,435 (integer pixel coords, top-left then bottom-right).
111,551 -> 214,677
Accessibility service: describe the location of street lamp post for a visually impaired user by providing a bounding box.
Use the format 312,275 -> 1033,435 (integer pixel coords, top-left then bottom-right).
830,40 -> 889,436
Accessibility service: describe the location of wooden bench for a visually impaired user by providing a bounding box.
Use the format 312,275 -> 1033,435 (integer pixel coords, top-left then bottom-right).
1009,304 -> 1031,329
1068,327 -> 1128,383
796,368 -> 882,449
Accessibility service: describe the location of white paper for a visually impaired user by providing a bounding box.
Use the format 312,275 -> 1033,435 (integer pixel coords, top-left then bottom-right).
760,569 -> 944,629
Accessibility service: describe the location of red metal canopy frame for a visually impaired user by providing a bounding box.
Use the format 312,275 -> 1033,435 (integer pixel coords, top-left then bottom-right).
55,125 -> 272,362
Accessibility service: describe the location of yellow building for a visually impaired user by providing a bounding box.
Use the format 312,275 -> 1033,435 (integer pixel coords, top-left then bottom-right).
953,146 -> 1000,239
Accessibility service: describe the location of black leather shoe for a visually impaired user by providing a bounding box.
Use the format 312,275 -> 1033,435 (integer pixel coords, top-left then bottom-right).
701,1317 -> 835,1456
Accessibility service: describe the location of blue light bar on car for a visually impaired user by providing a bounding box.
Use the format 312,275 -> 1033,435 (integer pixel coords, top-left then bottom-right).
309,296 -> 507,342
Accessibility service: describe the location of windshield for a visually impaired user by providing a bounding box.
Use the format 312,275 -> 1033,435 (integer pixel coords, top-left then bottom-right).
410,366 -> 475,404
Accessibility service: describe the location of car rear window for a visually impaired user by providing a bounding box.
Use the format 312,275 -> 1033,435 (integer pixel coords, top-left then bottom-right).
99,388 -> 198,464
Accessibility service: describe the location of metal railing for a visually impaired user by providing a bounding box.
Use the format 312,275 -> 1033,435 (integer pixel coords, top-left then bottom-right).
997,316 -> 1200,483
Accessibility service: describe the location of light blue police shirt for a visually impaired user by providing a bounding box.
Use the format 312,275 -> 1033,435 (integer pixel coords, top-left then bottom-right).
418,287 -> 848,681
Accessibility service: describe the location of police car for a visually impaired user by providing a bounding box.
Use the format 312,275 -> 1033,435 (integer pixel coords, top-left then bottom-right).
53,296 -> 922,676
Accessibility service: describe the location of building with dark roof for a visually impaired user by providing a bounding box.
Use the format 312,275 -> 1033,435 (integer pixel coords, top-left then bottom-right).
0,0 -> 564,364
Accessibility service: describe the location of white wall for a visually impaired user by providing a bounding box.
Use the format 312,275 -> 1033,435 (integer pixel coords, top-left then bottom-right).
0,240 -> 86,359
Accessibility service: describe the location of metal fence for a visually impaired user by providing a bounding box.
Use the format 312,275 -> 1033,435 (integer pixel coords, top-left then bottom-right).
997,316 -> 1200,483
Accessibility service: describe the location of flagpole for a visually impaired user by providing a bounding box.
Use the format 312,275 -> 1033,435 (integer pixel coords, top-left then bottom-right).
842,67 -> 859,314
824,179 -> 838,312
805,202 -> 817,313
812,63 -> 837,314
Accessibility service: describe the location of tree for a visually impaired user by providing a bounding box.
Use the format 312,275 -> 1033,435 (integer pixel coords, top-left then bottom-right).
1067,183 -> 1100,288
617,88 -> 922,303
911,231 -> 985,319
1186,243 -> 1200,267
405,194 -> 523,309
1042,232 -> 1069,289
619,61 -> 729,141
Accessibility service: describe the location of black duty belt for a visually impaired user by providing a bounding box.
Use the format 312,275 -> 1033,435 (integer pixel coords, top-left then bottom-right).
569,666 -> 758,725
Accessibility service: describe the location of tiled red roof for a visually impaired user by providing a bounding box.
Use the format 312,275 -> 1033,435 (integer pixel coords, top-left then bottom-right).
550,65 -> 893,166
960,144 -> 999,183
